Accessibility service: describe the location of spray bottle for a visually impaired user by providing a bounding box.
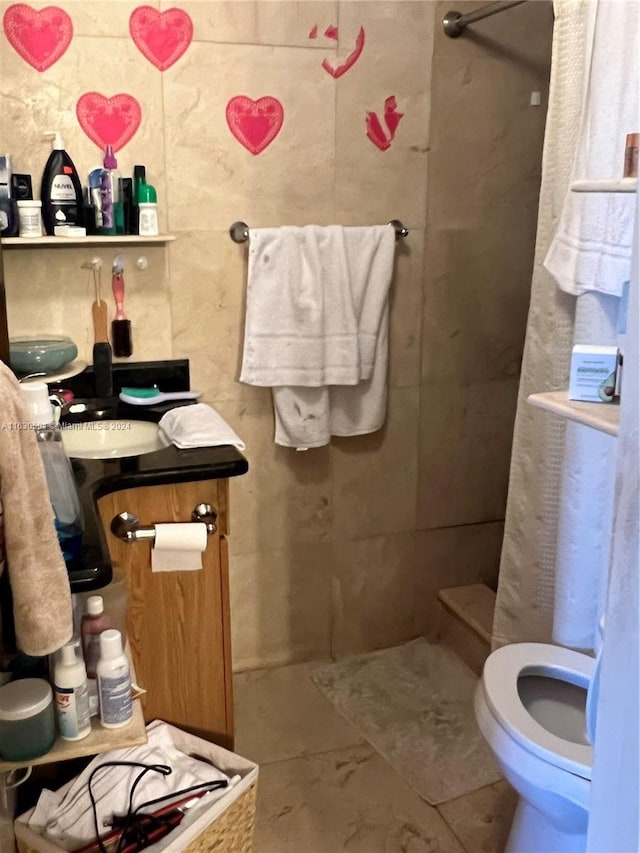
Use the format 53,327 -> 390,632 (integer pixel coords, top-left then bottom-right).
20,383 -> 84,562
100,146 -> 123,236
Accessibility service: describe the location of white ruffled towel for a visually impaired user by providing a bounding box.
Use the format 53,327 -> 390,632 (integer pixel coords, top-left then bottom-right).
26,721 -> 239,850
159,404 -> 245,450
544,0 -> 638,297
240,224 -> 396,448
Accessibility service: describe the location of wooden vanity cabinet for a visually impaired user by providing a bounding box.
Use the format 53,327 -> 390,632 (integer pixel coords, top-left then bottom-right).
96,477 -> 234,750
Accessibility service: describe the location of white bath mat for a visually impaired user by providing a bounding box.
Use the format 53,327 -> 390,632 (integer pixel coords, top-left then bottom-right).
311,638 -> 502,804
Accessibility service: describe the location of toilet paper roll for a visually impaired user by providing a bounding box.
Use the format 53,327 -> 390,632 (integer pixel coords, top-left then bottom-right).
151,523 -> 208,572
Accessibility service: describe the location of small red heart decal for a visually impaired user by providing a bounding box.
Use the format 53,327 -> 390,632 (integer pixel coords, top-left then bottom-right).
3,3 -> 73,72
226,96 -> 284,156
130,5 -> 193,71
76,93 -> 142,153
321,26 -> 365,79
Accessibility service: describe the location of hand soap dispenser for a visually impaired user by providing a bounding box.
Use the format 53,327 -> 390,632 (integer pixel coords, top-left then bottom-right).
40,132 -> 83,235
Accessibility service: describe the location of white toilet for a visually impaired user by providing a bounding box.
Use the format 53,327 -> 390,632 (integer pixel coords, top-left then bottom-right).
474,642 -> 598,853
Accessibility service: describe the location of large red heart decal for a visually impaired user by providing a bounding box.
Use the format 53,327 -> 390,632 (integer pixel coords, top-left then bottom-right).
3,3 -> 73,72
129,6 -> 193,71
226,96 -> 284,155
76,93 -> 142,152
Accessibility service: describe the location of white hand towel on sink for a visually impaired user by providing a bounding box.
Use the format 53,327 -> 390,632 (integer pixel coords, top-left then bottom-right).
159,404 -> 245,450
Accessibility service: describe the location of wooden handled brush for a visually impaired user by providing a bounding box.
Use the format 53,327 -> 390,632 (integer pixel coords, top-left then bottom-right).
91,265 -> 113,396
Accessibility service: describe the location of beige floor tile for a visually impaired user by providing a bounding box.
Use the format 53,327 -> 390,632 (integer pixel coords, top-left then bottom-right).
234,661 -> 364,765
254,744 -> 466,853
437,780 -> 518,853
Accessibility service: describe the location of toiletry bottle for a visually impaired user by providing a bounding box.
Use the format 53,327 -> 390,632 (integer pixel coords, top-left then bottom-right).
20,383 -> 84,562
137,183 -> 159,237
53,641 -> 91,741
132,165 -> 146,234
100,146 -> 123,236
81,595 -> 113,679
624,132 -> 639,179
0,154 -> 18,237
40,132 -> 83,235
96,629 -> 132,729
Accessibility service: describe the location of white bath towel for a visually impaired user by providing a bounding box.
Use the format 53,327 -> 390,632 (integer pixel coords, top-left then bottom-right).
159,404 -> 245,450
272,303 -> 390,448
248,225 -> 395,448
544,0 -> 638,297
240,225 -> 394,386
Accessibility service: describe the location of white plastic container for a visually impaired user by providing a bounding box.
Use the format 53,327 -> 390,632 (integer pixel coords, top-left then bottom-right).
53,642 -> 91,741
138,202 -> 159,236
97,629 -> 132,729
16,199 -> 42,237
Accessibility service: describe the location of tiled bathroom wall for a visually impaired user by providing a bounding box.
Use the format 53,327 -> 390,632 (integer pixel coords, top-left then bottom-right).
0,1 -> 553,670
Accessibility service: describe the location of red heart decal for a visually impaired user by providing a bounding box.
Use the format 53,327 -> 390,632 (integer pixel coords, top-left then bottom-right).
321,25 -> 365,79
3,4 -> 73,71
226,96 -> 284,156
129,5 -> 193,71
76,93 -> 142,152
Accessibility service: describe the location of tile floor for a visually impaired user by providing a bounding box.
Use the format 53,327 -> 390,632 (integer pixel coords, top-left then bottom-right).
234,651 -> 518,853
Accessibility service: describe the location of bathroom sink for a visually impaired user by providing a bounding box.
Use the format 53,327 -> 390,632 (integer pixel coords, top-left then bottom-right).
61,419 -> 169,459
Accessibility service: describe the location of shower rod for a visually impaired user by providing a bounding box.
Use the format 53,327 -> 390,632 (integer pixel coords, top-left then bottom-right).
443,0 -> 527,38
229,220 -> 409,243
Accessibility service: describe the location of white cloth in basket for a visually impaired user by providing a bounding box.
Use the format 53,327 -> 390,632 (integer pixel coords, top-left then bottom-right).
27,721 -> 239,850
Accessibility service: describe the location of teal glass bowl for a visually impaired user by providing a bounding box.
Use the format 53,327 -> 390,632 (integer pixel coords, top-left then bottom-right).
10,336 -> 78,376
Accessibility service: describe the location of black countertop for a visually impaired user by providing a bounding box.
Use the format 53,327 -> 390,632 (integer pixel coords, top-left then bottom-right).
91,443 -> 248,500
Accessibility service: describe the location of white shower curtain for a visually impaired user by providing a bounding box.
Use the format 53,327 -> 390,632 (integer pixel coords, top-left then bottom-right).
493,0 -> 637,651
586,185 -> 639,853
492,0 -> 590,648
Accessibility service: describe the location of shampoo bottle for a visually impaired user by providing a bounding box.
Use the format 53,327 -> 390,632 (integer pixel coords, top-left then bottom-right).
97,629 -> 132,729
40,132 -> 83,235
54,641 -> 91,741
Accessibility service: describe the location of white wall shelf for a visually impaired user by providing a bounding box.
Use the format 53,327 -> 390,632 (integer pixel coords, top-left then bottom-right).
2,235 -> 175,248
571,178 -> 637,193
527,391 -> 619,437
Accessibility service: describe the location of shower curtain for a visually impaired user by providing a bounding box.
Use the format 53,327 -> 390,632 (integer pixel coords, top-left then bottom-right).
586,186 -> 639,853
491,0 -> 589,648
493,0 -> 636,651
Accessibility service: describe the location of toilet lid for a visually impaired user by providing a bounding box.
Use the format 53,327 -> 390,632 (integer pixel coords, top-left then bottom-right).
483,643 -> 594,779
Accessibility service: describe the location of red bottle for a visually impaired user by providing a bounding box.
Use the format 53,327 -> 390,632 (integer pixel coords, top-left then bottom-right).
81,596 -> 113,679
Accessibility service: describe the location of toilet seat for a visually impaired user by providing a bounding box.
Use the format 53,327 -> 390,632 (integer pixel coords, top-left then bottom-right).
483,642 -> 594,780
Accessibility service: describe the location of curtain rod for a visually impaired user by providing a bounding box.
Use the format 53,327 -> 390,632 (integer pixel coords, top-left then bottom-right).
443,1 -> 527,38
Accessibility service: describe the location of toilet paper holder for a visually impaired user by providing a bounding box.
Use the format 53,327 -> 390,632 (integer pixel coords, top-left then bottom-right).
110,503 -> 218,542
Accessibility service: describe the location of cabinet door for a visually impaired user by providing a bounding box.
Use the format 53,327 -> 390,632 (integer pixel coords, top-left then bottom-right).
97,478 -> 234,749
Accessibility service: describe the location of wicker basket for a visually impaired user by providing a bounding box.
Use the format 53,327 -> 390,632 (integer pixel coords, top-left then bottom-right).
15,723 -> 258,853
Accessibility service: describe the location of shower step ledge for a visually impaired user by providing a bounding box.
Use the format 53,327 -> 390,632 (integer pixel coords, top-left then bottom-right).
438,583 -> 495,643
437,584 -> 496,676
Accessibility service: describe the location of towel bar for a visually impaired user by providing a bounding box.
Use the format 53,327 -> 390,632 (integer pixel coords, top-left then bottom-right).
229,219 -> 409,243
110,504 -> 218,542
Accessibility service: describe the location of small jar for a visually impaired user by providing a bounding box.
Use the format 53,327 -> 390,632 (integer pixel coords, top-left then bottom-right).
0,678 -> 55,761
17,199 -> 42,238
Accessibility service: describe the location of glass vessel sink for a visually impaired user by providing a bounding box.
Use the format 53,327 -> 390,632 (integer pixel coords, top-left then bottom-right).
61,420 -> 168,459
